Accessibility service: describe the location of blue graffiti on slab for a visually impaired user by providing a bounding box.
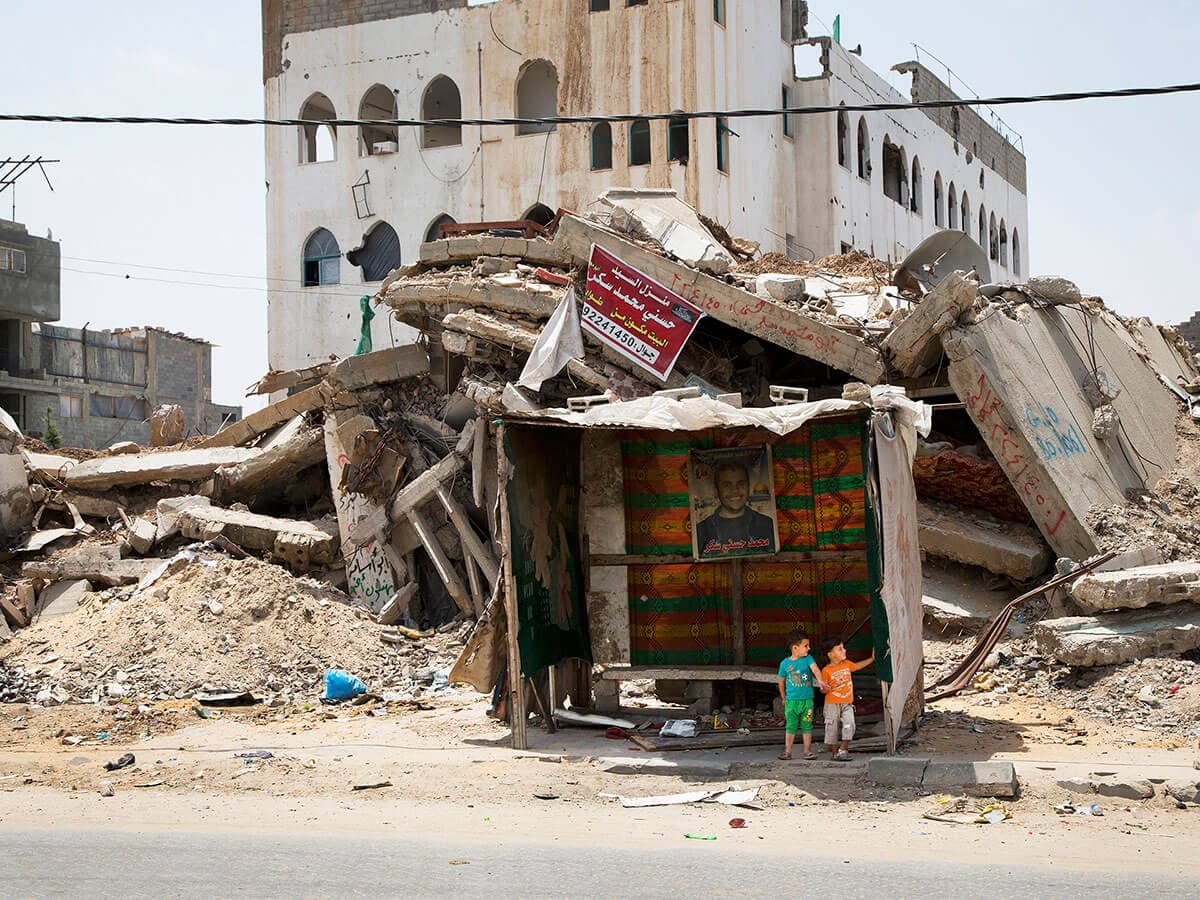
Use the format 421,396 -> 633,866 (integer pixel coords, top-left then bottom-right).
1025,403 -> 1089,461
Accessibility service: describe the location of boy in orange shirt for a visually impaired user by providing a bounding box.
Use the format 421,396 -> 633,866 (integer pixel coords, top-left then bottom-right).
821,639 -> 874,761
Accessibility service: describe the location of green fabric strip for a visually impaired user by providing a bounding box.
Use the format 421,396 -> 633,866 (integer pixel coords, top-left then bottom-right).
624,492 -> 690,508
631,648 -> 734,665
811,420 -> 863,440
772,444 -> 812,460
812,474 -> 866,494
776,495 -> 815,511
816,528 -> 867,546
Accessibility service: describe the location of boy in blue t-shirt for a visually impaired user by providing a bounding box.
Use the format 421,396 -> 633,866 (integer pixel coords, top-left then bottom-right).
777,631 -> 829,760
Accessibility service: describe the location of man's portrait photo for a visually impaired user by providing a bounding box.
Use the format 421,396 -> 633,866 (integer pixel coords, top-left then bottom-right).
688,446 -> 779,560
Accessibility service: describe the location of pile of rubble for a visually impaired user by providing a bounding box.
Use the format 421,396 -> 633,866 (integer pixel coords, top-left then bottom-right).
3,185 -> 1199,724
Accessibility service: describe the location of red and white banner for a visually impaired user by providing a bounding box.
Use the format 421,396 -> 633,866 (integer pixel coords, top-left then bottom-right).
581,244 -> 705,380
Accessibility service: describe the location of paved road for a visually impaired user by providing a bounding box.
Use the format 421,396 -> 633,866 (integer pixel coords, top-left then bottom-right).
5,828 -> 1188,898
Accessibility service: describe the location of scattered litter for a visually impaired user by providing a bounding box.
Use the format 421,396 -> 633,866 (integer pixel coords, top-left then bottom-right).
659,720 -> 697,738
351,781 -> 392,791
684,834 -> 717,841
923,799 -> 1011,825
323,669 -> 368,702
133,781 -> 164,788
195,690 -> 258,707
728,818 -> 747,829
103,753 -> 135,772
235,751 -> 275,760
533,793 -> 559,801
98,782 -> 115,797
448,860 -> 470,866
618,786 -> 760,809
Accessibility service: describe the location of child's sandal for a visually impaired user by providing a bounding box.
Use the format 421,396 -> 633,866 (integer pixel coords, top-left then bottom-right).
802,751 -> 816,760
777,752 -> 792,760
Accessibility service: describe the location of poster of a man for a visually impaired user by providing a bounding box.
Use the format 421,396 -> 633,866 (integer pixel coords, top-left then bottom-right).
689,447 -> 779,560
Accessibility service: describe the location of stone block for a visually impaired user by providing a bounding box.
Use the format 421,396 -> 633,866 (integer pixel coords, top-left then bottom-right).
867,756 -> 929,787
127,518 -> 157,556
592,678 -> 620,713
1165,779 -> 1200,804
1056,777 -> 1095,795
1034,606 -> 1200,667
1093,778 -> 1155,800
918,499 -> 1053,580
683,680 -> 715,700
922,761 -> 1019,798
1070,562 -> 1200,613
756,274 -> 806,303
35,579 -> 92,623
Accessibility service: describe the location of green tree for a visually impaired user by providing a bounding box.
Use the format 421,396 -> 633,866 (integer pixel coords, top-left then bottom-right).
43,406 -> 62,449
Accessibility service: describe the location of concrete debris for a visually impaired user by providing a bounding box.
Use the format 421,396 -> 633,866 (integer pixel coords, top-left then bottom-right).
34,579 -> 93,624
918,499 -> 1053,580
127,518 -> 158,556
64,447 -> 261,491
23,551 -> 160,588
200,385 -> 324,449
1022,276 -> 1083,305
597,188 -> 735,275
150,404 -> 185,447
1034,606 -> 1200,666
174,497 -> 338,570
882,271 -> 978,377
1070,562 -> 1200,613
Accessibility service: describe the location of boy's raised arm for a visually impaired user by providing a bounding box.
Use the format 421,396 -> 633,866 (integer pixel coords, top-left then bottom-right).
855,650 -> 876,671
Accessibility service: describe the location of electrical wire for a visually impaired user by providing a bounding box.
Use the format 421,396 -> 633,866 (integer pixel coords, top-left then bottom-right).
4,81 -> 1200,129
60,265 -> 386,300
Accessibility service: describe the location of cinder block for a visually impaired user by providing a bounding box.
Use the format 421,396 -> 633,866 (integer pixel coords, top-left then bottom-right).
922,761 -> 1019,798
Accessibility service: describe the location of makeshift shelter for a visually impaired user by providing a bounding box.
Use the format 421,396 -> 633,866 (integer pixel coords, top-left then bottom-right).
489,391 -> 928,751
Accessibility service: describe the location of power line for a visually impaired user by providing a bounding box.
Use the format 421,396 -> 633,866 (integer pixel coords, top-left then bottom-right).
3,81 -> 1200,130
61,265 -> 380,300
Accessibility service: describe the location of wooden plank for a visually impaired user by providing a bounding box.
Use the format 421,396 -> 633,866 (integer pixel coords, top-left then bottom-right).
554,215 -> 886,383
599,665 -> 778,684
408,507 -> 473,617
497,423 -> 528,751
434,483 -> 499,584
201,385 -> 323,449
588,550 -> 868,566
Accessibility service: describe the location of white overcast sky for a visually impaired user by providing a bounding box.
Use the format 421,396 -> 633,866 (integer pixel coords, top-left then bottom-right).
2,1 -> 1198,411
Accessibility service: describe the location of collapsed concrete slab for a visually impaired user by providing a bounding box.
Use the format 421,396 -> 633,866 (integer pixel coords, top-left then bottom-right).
922,559 -> 1015,633
554,215 -> 886,384
882,271 -> 978,377
200,385 -> 323,449
23,553 -> 159,587
175,497 -> 337,569
418,235 -> 565,268
35,579 -> 92,623
63,447 -> 261,490
595,188 -> 735,275
918,500 -> 1053,580
213,420 -> 326,504
1034,605 -> 1200,666
379,276 -> 562,327
1070,562 -> 1200,613
323,344 -> 431,394
945,302 -> 1180,560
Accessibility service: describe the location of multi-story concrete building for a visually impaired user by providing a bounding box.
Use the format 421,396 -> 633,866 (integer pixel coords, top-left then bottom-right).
0,219 -> 241,449
262,0 -> 1029,373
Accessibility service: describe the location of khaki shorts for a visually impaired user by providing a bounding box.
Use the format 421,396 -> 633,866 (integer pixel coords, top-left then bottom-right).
823,702 -> 856,744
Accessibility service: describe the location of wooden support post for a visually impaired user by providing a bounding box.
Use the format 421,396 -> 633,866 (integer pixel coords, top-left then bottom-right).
434,483 -> 499,585
546,665 -> 559,734
408,508 -> 473,617
472,415 -> 487,509
497,424 -> 527,750
464,554 -> 486,618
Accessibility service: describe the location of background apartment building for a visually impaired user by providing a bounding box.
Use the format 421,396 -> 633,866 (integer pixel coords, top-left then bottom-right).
0,219 -> 241,449
262,0 -> 1029,374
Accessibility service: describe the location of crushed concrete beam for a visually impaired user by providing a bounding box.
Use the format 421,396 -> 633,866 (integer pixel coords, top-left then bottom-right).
381,277 -> 562,324
1034,606 -> 1200,666
918,500 -> 1052,580
21,450 -> 77,482
32,490 -> 128,521
434,482 -> 499,584
247,361 -> 333,396
324,410 -> 396,612
175,497 -> 337,568
213,421 -> 326,504
377,582 -> 419,626
1070,562 -> 1200,614
554,215 -> 886,383
418,236 -> 565,268
62,447 -> 261,491
945,304 -> 1179,560
442,310 -> 610,392
882,271 -> 977,377
324,344 -> 431,393
23,555 -> 159,587
0,591 -> 29,628
200,386 -> 323,449
409,507 -> 473,617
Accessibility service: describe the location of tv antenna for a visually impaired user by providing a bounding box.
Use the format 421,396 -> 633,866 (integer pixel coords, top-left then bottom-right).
0,156 -> 58,221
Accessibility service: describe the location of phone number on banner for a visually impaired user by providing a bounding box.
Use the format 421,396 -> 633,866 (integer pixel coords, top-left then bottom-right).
581,302 -> 660,365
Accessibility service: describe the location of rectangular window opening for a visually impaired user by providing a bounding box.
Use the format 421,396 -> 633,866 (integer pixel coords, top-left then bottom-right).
668,117 -> 689,162
59,395 -> 83,418
781,86 -> 793,138
590,0 -> 610,10
716,117 -> 730,173
713,0 -> 725,25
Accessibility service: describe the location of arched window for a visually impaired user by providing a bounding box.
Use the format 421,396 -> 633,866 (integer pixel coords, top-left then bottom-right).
422,76 -> 462,148
358,85 -> 397,156
979,206 -> 987,248
910,156 -> 922,215
629,118 -> 651,165
837,108 -> 850,168
298,93 -> 336,164
989,212 -> 999,261
425,214 -> 456,243
933,172 -> 944,226
882,135 -> 904,203
999,221 -> 1009,268
515,60 -> 558,135
524,204 -> 556,227
856,118 -> 870,180
960,191 -> 970,234
947,182 -> 957,229
347,221 -> 401,282
302,228 -> 340,287
1012,229 -> 1021,277
591,122 -> 613,170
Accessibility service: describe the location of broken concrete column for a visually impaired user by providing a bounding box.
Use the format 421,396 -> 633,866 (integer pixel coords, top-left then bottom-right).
882,270 -> 978,377
64,447 -> 261,490
1034,605 -> 1200,666
150,404 -> 185,447
1070,562 -> 1200,613
212,420 -> 326,504
918,500 -> 1053,580
175,498 -> 338,568
22,545 -> 160,587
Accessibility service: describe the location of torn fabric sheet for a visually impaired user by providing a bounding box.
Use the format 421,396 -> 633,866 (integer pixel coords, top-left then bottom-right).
518,287 -> 585,391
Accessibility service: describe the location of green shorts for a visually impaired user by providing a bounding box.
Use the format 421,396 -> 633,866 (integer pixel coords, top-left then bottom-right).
785,698 -> 814,735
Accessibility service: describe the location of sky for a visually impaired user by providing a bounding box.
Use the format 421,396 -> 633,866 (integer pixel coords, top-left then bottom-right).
1,1 -> 1199,412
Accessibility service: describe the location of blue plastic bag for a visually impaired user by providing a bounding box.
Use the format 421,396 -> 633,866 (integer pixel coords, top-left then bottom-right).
324,668 -> 367,701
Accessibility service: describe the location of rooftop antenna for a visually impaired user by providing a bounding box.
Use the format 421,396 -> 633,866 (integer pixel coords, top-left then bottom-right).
0,156 -> 59,222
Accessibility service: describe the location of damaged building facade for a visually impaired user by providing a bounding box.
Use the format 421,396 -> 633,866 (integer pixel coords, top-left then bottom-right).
0,219 -> 242,448
261,0 -> 1028,373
